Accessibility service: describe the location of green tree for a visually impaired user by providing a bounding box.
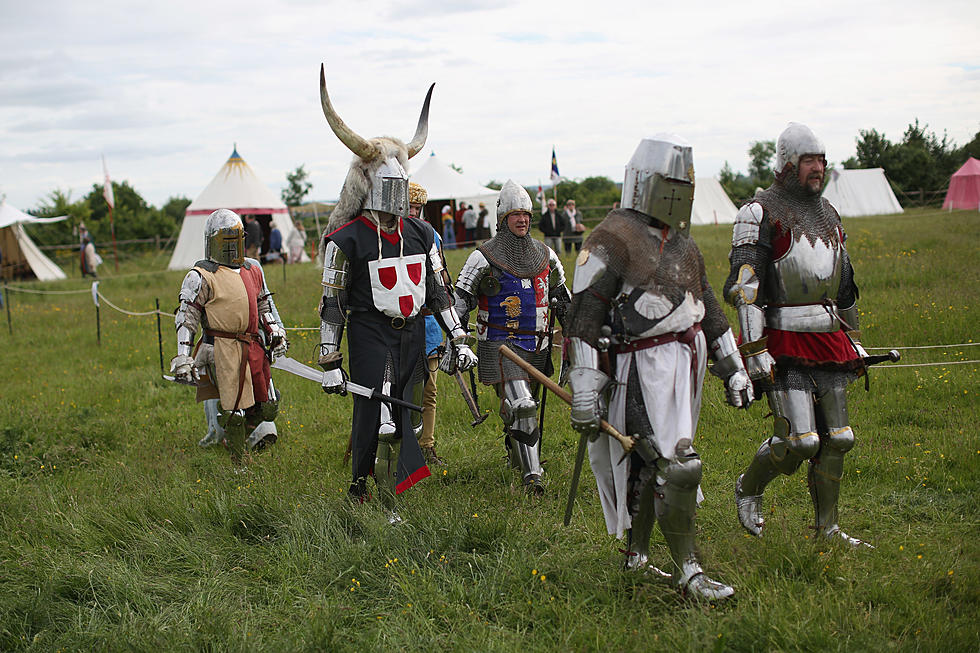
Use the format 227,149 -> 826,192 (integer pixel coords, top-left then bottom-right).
160,196 -> 191,224
748,140 -> 776,182
958,130 -> 980,161
854,128 -> 893,169
281,165 -> 313,207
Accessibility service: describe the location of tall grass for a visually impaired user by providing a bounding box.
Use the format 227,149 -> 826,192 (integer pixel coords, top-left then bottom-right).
1,208 -> 977,651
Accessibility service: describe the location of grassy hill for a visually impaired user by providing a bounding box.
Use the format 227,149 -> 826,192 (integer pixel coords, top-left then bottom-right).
1,208 -> 977,651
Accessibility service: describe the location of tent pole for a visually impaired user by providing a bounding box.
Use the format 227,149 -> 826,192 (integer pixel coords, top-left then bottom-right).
4,284 -> 11,335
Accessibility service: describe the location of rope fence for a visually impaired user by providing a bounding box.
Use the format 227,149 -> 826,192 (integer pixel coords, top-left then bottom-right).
3,281 -> 976,371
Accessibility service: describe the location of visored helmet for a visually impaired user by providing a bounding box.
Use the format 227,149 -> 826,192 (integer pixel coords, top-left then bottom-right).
775,122 -> 826,173
496,179 -> 533,222
621,134 -> 696,235
363,155 -> 410,218
204,209 -> 245,266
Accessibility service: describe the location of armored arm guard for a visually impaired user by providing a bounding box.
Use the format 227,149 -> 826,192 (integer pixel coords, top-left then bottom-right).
453,250 -> 491,332
175,269 -> 207,357
319,240 -> 348,364
565,250 -> 619,346
724,202 -> 774,380
250,260 -> 287,356
422,240 -> 467,341
566,336 -> 609,437
547,248 -> 572,331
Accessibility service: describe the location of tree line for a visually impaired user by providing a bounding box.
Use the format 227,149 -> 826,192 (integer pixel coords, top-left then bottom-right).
720,120 -> 980,205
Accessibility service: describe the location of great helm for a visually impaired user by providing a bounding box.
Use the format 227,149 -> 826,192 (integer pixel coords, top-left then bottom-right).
621,134 -> 695,235
204,209 -> 245,267
775,122 -> 826,173
496,179 -> 533,223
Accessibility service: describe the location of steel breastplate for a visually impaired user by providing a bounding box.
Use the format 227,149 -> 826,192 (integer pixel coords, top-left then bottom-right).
766,230 -> 842,306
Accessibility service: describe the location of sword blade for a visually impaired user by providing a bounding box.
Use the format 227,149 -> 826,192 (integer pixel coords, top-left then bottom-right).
564,432 -> 589,527
271,356 -> 423,413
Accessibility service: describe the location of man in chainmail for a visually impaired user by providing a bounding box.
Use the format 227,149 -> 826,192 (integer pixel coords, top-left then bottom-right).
454,180 -> 571,495
726,122 -> 871,547
565,135 -> 753,601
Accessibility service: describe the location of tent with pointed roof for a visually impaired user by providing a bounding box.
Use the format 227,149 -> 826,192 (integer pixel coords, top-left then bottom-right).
942,157 -> 980,211
691,177 -> 738,225
409,153 -> 500,237
822,168 -> 903,217
0,200 -> 68,281
168,147 -> 305,270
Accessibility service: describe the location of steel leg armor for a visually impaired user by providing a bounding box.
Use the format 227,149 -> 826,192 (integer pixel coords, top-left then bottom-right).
735,388 -> 821,536
500,379 -> 539,444
626,440 -> 734,601
808,386 -> 870,547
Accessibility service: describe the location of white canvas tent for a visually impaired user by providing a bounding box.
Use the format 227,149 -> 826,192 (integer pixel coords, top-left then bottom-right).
0,200 -> 67,281
168,147 -> 305,270
822,168 -> 903,218
691,177 -> 738,225
409,153 -> 500,236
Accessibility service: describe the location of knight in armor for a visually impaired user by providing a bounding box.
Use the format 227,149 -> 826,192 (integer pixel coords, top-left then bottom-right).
199,258 -> 284,452
170,209 -> 288,467
565,135 -> 753,601
454,180 -> 571,495
725,123 -> 871,547
315,68 -> 476,520
408,182 -> 449,466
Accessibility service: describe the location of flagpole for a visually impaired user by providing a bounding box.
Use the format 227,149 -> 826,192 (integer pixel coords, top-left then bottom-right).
108,204 -> 119,272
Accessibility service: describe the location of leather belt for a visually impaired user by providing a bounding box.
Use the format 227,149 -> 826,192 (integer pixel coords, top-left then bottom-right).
611,324 -> 702,355
204,328 -> 261,410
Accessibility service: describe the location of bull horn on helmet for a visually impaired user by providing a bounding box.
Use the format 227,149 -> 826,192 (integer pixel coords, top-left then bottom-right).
319,64 -> 378,161
405,83 -> 435,159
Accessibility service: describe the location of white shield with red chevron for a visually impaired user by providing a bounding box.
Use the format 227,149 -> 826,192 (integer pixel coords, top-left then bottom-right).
368,253 -> 426,319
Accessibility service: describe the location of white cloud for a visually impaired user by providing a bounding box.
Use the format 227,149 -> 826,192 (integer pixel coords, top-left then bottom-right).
1,0 -> 978,210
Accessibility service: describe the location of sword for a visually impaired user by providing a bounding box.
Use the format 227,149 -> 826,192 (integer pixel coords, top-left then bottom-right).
498,344 -> 634,454
563,326 -> 612,527
271,356 -> 423,413
455,371 -> 490,426
864,350 -> 901,366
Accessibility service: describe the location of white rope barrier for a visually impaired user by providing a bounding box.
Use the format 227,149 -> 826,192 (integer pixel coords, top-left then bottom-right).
867,342 -> 978,350
95,290 -> 168,317
871,359 -> 979,369
4,285 -> 91,295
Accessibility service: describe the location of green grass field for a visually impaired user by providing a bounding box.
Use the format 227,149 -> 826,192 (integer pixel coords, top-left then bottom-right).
1,208 -> 977,651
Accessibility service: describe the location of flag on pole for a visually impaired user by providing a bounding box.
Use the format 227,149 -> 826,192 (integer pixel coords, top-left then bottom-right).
102,155 -> 115,210
550,146 -> 561,185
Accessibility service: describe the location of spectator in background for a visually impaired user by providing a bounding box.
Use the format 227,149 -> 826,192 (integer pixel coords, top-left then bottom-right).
81,232 -> 101,278
477,202 -> 490,241
455,202 -> 468,247
265,221 -> 283,264
244,214 -> 262,258
441,204 -> 456,250
287,220 -> 307,263
537,197 -> 566,253
462,202 -> 479,247
562,199 -> 585,253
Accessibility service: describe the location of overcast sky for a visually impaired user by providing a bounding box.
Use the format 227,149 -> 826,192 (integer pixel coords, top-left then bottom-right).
2,0 -> 978,211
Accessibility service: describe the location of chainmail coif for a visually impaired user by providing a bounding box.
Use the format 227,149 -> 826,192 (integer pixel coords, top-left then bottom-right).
477,222 -> 549,279
755,173 -> 842,249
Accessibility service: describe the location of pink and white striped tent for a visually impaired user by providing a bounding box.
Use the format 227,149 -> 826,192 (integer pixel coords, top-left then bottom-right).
942,157 -> 980,211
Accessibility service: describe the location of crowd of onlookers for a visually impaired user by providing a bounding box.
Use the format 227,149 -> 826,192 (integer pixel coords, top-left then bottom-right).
438,197 -> 588,253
